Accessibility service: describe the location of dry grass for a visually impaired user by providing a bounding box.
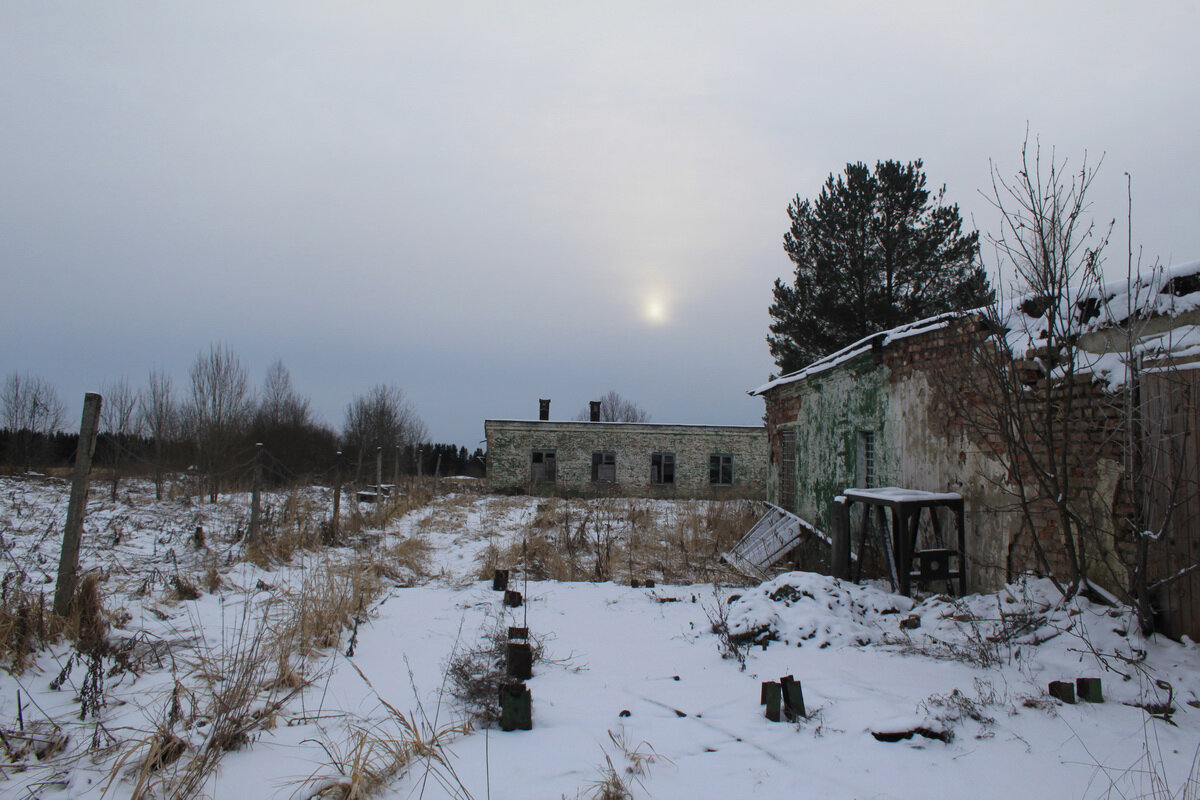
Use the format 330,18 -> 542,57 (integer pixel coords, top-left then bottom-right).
0,719 -> 69,765
299,661 -> 475,800
0,477 -> 445,800
274,561 -> 383,659
573,729 -> 664,800
341,484 -> 437,540
369,535 -> 433,584
0,576 -> 58,673
482,498 -> 759,585
105,536 -> 421,800
112,601 -> 308,799
586,754 -> 635,800
244,489 -> 328,566
301,711 -> 473,800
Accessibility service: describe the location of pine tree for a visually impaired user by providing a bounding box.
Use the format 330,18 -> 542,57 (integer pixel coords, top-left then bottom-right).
767,160 -> 992,374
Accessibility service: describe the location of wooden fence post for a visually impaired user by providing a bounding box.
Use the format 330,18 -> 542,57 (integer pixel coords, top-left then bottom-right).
330,449 -> 342,543
248,443 -> 264,545
53,393 -> 102,616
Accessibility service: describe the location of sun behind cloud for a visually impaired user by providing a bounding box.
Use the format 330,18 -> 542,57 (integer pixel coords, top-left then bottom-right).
643,296 -> 669,325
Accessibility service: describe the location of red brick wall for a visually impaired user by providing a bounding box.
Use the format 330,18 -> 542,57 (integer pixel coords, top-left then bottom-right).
761,316 -> 1130,586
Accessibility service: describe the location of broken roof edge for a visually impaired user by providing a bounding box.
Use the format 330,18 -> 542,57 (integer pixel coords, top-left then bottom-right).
749,311 -> 969,396
749,257 -> 1200,398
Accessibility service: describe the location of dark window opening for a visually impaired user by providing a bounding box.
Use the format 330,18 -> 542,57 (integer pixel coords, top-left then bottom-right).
591,450 -> 616,482
531,449 -> 556,482
651,452 -> 675,484
709,454 -> 733,485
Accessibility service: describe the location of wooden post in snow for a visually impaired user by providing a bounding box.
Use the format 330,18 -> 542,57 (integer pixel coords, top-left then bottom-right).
53,393 -> 102,616
248,443 -> 264,545
375,446 -> 383,500
330,450 -> 342,544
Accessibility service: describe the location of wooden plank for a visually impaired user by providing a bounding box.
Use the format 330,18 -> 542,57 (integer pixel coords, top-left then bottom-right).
1142,369 -> 1200,639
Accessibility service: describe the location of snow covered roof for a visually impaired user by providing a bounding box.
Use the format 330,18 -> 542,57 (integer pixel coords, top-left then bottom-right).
751,258 -> 1200,396
998,258 -> 1200,388
749,312 -> 964,396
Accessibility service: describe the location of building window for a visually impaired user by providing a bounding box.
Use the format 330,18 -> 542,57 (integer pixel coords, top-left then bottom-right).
651,452 -> 675,484
779,429 -> 796,512
857,431 -> 875,489
709,454 -> 733,485
530,449 -> 556,482
591,450 -> 616,482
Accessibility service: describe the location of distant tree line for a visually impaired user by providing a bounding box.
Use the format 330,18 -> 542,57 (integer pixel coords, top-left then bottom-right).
0,344 -> 483,497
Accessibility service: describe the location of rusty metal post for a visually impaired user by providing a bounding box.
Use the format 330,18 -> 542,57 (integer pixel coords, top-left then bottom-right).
761,681 -> 782,722
53,393 -> 102,616
831,497 -> 850,579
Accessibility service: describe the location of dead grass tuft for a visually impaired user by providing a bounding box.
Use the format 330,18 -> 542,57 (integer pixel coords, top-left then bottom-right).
164,604 -> 306,798
171,574 -> 201,601
0,720 -> 69,765
573,729 -> 665,800
0,573 -> 58,673
301,661 -> 475,800
274,561 -> 382,658
369,536 -> 432,585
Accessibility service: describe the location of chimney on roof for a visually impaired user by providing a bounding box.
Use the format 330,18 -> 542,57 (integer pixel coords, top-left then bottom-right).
589,400 -> 601,422
539,399 -> 550,421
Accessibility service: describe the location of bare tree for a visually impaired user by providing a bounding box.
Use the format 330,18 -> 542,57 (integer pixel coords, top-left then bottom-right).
186,344 -> 253,501
251,360 -> 336,480
100,377 -> 141,500
952,139 -> 1200,636
1,372 -> 66,471
257,359 -> 312,429
574,390 -> 652,422
342,384 -> 428,481
965,138 -> 1112,592
139,368 -> 177,500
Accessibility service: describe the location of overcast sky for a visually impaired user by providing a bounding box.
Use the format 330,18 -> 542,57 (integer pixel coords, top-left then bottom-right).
3,2 -> 1198,447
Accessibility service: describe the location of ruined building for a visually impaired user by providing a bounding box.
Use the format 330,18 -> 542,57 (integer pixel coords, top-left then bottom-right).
752,260 -> 1200,638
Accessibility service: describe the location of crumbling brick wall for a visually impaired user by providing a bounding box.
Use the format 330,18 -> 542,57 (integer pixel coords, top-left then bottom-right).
760,315 -> 1131,593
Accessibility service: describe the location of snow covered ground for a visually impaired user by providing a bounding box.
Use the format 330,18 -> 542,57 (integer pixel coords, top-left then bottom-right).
1,478 -> 1198,799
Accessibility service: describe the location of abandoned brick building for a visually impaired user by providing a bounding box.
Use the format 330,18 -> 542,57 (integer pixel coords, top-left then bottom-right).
485,400 -> 767,498
751,260 -> 1200,638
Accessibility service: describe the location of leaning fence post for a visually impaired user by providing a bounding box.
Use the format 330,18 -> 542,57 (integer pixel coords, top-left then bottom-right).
53,393 -> 102,616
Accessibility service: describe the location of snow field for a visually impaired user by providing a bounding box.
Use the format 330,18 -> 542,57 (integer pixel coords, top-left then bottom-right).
0,479 -> 1198,799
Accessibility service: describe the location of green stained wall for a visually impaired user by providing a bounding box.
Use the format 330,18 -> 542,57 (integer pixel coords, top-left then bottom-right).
761,328 -> 1020,592
778,354 -> 893,532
